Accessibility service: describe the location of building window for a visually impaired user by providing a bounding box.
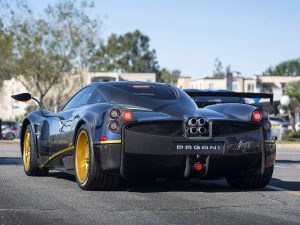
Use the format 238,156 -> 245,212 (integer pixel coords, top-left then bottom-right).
233,84 -> 239,91
261,84 -> 273,93
247,84 -> 254,92
209,83 -> 214,90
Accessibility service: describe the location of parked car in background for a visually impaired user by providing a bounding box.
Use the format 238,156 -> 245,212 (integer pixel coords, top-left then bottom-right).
269,116 -> 289,140
1,121 -> 21,140
296,122 -> 300,132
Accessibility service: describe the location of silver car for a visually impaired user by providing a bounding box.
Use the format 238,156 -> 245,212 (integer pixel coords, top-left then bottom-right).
1,121 -> 21,140
269,116 -> 289,140
296,122 -> 300,132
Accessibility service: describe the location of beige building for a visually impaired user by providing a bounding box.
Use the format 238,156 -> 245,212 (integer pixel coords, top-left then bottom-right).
0,72 -> 156,120
89,72 -> 156,83
177,75 -> 300,101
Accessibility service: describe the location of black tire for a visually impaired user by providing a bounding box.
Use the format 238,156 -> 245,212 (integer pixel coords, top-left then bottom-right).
74,124 -> 120,191
226,165 -> 274,189
22,125 -> 49,176
6,132 -> 15,140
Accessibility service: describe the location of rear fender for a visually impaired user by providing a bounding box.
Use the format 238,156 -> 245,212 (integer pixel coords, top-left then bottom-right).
205,103 -> 257,121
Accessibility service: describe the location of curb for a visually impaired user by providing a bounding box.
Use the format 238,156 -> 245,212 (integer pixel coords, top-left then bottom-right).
0,139 -> 20,144
276,143 -> 300,150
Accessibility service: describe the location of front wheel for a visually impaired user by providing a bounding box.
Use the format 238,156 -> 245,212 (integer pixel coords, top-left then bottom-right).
226,165 -> 274,189
74,124 -> 120,191
22,125 -> 48,176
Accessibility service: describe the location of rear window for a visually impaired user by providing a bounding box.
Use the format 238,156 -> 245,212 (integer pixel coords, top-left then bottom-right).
269,117 -> 287,123
194,96 -> 244,107
110,84 -> 177,100
195,96 -> 244,103
2,122 -> 15,127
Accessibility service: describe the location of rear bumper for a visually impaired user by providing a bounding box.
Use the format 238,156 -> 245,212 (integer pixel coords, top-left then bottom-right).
94,126 -> 276,178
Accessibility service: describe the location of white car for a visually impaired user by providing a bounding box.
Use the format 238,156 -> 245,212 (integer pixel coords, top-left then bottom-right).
296,122 -> 300,132
1,121 -> 21,140
269,116 -> 289,140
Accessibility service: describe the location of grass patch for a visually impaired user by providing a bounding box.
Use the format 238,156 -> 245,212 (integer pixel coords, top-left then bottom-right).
276,140 -> 300,144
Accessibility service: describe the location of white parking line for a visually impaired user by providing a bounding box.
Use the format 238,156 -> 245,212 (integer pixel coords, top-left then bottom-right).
277,153 -> 300,155
275,165 -> 292,168
267,185 -> 300,197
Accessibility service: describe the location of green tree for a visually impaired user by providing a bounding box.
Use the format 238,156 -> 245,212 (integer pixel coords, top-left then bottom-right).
264,59 -> 300,76
213,58 -> 224,78
0,20 -> 13,84
158,68 -> 181,84
91,30 -> 159,73
5,0 -> 100,107
284,80 -> 300,131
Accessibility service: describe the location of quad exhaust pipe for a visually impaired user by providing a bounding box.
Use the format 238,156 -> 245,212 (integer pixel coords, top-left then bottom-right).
188,127 -> 198,135
188,127 -> 207,135
187,118 -> 197,126
198,127 -> 206,134
187,117 -> 207,136
197,118 -> 206,126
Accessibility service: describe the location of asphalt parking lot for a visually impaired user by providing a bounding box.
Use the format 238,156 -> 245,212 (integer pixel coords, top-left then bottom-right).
0,143 -> 299,225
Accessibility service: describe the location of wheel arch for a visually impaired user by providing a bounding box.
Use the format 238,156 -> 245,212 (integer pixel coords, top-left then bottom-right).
72,111 -> 103,146
73,120 -> 86,146
20,118 -> 31,156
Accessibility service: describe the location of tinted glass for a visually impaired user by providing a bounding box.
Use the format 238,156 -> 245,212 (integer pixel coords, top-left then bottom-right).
62,87 -> 94,111
89,91 -> 105,104
195,96 -> 244,103
2,122 -> 15,127
110,83 -> 177,100
269,117 -> 286,123
194,96 -> 244,107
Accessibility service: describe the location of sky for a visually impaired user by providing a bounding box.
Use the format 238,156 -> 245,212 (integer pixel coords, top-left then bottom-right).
16,0 -> 300,78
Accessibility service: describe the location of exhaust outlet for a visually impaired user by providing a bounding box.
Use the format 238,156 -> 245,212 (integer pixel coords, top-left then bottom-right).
187,118 -> 197,126
198,127 -> 206,134
197,118 -> 206,126
189,127 -> 199,135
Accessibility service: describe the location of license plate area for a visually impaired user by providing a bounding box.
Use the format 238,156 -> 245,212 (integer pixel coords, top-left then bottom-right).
173,142 -> 225,155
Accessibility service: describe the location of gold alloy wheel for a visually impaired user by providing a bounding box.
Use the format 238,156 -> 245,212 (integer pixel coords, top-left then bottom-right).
23,129 -> 31,171
75,130 -> 90,183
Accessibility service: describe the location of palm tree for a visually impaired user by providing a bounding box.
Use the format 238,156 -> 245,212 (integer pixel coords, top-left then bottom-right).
284,80 -> 300,131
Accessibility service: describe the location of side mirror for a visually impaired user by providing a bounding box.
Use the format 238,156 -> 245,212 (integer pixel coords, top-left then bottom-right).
11,93 -> 41,108
11,93 -> 32,102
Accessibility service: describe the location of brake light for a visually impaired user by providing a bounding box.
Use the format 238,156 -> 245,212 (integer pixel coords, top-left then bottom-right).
10,126 -> 17,131
252,111 -> 263,122
100,136 -> 108,141
122,110 -> 134,122
108,120 -> 120,131
195,163 -> 203,171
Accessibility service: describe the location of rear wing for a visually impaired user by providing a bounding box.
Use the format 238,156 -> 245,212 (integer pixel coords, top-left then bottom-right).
184,90 -> 274,105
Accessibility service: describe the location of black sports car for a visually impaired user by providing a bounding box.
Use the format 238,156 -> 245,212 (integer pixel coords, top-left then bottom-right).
12,82 -> 276,190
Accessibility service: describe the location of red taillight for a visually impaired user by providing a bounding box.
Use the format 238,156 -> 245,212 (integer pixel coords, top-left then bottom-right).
109,109 -> 120,119
108,120 -> 120,131
10,126 -> 17,131
195,163 -> 203,171
122,110 -> 133,122
252,111 -> 263,122
100,136 -> 108,141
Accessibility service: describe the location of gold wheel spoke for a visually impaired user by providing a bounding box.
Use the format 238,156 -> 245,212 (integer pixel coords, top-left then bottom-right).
23,129 -> 31,171
75,130 -> 90,183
